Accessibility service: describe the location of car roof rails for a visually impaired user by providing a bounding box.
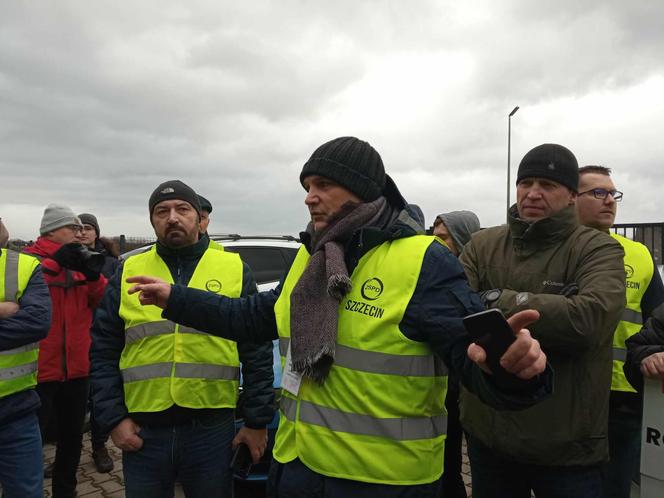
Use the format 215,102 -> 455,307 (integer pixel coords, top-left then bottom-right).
208,234 -> 300,242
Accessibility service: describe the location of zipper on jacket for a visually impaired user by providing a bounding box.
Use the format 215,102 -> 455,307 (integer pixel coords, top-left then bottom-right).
176,255 -> 182,284
62,286 -> 68,381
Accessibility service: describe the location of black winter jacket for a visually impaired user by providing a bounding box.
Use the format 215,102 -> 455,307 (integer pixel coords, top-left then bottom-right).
164,204 -> 553,412
90,237 -> 275,433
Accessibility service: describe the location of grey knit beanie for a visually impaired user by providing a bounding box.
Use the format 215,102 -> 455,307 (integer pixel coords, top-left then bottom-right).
40,204 -> 82,235
300,137 -> 386,201
78,213 -> 100,238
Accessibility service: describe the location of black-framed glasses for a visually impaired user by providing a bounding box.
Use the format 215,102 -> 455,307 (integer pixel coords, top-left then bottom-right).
578,188 -> 623,202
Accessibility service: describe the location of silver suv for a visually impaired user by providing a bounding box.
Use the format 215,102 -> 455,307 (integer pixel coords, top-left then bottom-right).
121,234 -> 300,291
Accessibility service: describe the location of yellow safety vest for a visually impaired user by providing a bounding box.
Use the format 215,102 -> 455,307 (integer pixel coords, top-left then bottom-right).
273,236 -> 448,485
0,249 -> 40,398
611,233 -> 653,393
119,245 -> 243,412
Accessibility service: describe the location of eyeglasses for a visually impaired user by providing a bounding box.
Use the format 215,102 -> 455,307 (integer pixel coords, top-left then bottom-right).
578,188 -> 623,202
66,225 -> 83,233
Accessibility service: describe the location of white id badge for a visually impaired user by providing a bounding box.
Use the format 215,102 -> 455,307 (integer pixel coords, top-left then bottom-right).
281,343 -> 303,396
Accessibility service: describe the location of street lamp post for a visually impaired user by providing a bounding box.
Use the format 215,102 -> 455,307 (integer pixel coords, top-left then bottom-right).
506,106 -> 519,222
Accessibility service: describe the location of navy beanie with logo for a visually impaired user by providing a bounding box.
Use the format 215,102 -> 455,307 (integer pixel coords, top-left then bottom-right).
148,180 -> 201,215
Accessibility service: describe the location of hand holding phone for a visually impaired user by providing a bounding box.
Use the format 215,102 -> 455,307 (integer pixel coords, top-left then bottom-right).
463,308 -> 515,369
230,443 -> 253,479
464,308 -> 545,386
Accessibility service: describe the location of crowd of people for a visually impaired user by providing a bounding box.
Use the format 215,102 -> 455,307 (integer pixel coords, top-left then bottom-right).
1,136 -> 664,498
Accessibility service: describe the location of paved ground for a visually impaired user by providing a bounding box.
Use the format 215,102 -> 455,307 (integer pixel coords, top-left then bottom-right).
43,432 -> 638,497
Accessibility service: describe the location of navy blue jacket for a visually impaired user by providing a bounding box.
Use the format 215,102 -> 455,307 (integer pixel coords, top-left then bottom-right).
625,302 -> 664,392
164,206 -> 553,411
90,237 -> 275,433
0,250 -> 51,424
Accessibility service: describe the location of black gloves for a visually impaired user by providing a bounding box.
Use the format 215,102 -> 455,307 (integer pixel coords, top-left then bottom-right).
51,243 -> 85,270
51,243 -> 104,281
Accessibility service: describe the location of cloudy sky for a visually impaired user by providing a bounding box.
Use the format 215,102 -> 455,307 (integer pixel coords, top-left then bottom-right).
2,0 -> 663,241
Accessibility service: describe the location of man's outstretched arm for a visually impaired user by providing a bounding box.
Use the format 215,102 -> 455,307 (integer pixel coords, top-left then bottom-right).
127,275 -> 280,343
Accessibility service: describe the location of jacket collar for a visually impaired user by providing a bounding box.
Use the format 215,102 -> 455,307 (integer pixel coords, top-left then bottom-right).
508,204 -> 579,255
300,203 -> 425,274
155,235 -> 208,260
26,236 -> 62,258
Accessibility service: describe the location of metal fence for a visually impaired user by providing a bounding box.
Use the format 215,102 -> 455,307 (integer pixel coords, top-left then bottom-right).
114,235 -> 156,253
611,223 -> 664,265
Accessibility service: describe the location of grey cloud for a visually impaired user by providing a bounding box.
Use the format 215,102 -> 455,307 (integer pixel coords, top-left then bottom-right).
2,0 -> 663,240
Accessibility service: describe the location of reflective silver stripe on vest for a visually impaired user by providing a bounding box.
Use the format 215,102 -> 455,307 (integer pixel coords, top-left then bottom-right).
0,361 -> 37,380
280,396 -> 297,421
3,250 -> 20,303
122,362 -> 239,383
613,348 -> 627,362
622,308 -> 642,325
174,363 -> 239,380
278,338 -> 447,377
298,400 -> 447,441
125,321 -> 211,344
0,342 -> 39,356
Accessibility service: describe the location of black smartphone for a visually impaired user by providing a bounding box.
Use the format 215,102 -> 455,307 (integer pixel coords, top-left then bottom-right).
230,443 -> 253,479
463,308 -> 516,370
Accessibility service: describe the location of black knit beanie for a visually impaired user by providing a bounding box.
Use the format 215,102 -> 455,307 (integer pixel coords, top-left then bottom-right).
148,180 -> 201,215
516,144 -> 579,192
300,137 -> 386,201
197,195 -> 213,214
78,213 -> 100,238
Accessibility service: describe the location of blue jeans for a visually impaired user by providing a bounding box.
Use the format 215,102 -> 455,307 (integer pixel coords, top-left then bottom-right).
267,458 -> 442,498
466,434 -> 603,498
122,410 -> 235,498
603,407 -> 641,498
0,410 -> 43,498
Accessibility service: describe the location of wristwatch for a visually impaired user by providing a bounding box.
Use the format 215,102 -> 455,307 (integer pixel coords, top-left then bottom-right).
481,289 -> 502,307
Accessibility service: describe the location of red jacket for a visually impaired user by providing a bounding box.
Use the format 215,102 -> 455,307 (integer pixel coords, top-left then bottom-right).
24,237 -> 107,382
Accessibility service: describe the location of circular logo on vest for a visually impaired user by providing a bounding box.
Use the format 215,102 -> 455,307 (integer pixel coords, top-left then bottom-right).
625,264 -> 634,279
361,278 -> 384,301
205,279 -> 223,293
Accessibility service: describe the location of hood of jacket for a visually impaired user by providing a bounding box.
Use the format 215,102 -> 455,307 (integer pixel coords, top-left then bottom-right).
435,210 -> 481,254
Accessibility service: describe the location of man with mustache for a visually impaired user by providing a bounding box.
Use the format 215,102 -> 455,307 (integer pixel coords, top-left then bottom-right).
576,165 -> 664,498
90,180 -> 274,498
126,137 -> 552,497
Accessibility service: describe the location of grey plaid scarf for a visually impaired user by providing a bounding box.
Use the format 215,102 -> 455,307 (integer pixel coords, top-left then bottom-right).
290,196 -> 394,383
